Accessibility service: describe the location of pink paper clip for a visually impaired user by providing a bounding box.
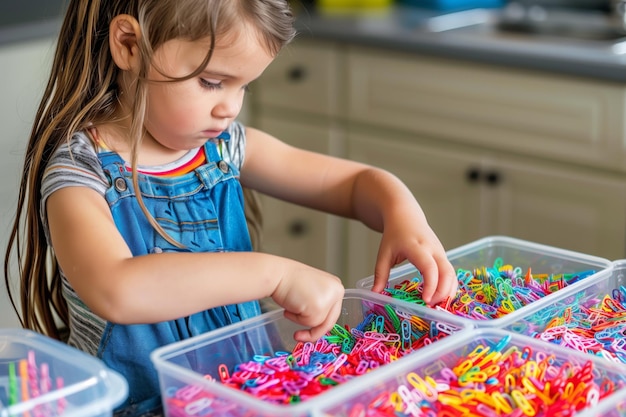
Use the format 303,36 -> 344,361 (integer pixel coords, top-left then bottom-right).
56,377 -> 67,415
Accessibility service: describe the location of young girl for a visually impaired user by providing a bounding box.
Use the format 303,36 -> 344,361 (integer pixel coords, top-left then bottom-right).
4,0 -> 457,415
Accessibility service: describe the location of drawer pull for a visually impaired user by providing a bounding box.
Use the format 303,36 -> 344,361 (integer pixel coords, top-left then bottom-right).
287,66 -> 307,82
466,167 -> 481,184
485,171 -> 501,186
288,219 -> 309,237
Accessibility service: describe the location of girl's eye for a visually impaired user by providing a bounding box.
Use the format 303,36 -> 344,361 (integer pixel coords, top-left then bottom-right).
199,78 -> 222,90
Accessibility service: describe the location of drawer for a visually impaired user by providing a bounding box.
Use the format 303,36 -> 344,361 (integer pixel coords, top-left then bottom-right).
254,40 -> 343,117
346,46 -> 626,170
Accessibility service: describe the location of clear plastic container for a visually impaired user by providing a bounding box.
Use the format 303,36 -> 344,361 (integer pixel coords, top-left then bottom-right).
504,259 -> 626,358
150,289 -> 471,417
535,261 -> 626,417
577,390 -> 626,417
319,328 -> 626,416
0,328 -> 128,417
355,235 -> 613,328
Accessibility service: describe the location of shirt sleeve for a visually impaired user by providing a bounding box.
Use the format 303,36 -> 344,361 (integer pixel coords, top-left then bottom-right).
40,132 -> 109,244
224,120 -> 247,170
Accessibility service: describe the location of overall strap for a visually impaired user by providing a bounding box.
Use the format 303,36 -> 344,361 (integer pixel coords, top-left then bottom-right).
98,149 -> 125,168
204,131 -> 231,163
196,131 -> 239,190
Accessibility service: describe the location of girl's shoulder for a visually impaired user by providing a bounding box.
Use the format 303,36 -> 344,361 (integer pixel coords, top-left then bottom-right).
43,131 -> 108,194
54,131 -> 99,160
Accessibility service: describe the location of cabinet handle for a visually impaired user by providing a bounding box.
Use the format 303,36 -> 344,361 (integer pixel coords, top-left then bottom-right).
465,167 -> 481,183
485,171 -> 501,186
288,219 -> 309,237
287,66 -> 307,82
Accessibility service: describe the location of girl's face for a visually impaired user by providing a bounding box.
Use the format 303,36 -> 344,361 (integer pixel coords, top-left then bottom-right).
143,27 -> 274,152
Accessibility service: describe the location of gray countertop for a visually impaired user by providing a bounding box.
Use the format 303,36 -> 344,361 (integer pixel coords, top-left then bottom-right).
0,1 -> 66,47
294,5 -> 626,82
0,19 -> 62,47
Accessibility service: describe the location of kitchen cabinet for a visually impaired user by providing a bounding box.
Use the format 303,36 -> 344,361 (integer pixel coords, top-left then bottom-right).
249,41 -> 347,278
346,45 -> 626,173
249,38 -> 626,287
346,128 -> 626,282
345,129 -> 482,285
253,115 -> 345,277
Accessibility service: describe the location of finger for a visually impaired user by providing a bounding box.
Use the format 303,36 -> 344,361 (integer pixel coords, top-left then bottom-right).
429,256 -> 458,304
282,310 -> 315,341
411,254 -> 438,305
283,309 -> 310,327
371,246 -> 393,293
430,273 -> 455,305
445,261 -> 459,298
292,299 -> 342,342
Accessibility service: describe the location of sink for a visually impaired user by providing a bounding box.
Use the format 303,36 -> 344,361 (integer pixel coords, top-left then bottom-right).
422,5 -> 626,42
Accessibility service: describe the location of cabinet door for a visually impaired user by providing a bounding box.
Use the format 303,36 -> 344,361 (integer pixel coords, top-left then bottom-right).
345,130 -> 483,286
485,156 -> 626,259
254,115 -> 345,277
346,46 -> 626,172
252,40 -> 342,118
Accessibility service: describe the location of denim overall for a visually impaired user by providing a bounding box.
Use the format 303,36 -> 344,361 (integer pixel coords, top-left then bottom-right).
96,134 -> 263,416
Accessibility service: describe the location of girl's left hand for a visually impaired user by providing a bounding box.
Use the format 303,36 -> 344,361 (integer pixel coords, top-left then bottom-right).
370,213 -> 457,306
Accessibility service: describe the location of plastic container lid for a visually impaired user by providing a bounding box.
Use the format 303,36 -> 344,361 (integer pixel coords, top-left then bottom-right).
0,328 -> 128,417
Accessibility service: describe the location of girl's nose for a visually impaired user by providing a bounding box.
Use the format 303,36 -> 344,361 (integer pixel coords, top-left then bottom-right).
213,92 -> 243,120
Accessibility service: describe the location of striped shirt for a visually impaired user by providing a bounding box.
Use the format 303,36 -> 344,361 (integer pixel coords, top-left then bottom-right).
40,121 -> 247,355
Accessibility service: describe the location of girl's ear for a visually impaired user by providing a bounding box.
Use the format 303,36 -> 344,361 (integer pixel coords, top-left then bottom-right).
109,14 -> 142,71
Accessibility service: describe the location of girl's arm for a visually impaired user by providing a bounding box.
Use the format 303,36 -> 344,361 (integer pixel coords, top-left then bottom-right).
46,187 -> 344,342
241,127 -> 457,304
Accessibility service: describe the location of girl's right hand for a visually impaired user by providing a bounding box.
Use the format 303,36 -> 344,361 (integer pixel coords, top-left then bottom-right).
271,263 -> 345,343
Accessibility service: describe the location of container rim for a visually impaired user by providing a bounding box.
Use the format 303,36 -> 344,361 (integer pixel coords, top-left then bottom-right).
355,235 -> 614,328
150,288 -> 473,363
149,289 -> 475,415
319,327 -> 626,416
0,329 -> 128,417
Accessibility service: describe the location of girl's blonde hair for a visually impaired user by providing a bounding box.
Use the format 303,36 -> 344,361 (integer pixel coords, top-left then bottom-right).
4,0 -> 295,340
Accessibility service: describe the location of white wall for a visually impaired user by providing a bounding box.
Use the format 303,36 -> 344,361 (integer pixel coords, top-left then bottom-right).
0,37 -> 56,327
